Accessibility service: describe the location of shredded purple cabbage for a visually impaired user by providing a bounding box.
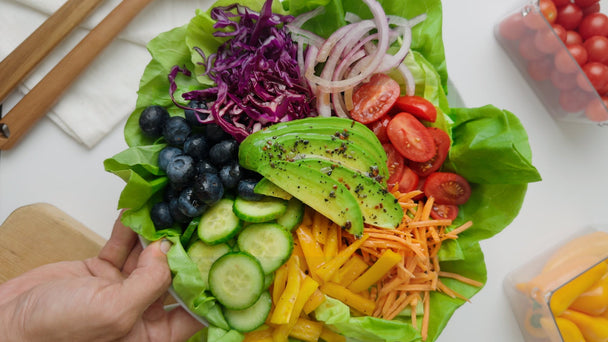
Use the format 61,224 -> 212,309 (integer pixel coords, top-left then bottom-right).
170,0 -> 316,141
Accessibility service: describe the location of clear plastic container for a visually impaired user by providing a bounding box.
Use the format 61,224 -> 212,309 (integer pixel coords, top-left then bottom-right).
504,226 -> 608,341
495,0 -> 608,126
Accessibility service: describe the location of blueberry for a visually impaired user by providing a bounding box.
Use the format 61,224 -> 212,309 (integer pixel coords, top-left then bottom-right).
158,146 -> 183,172
209,139 -> 238,166
166,155 -> 195,186
177,187 -> 207,217
219,162 -> 241,190
169,197 -> 191,224
205,123 -> 230,144
183,134 -> 208,160
150,201 -> 173,229
237,179 -> 264,201
163,116 -> 191,146
139,105 -> 169,138
193,172 -> 224,205
184,100 -> 208,127
196,160 -> 218,175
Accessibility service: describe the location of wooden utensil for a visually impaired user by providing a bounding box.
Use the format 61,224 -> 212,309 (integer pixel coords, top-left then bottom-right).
0,0 -> 153,150
0,0 -> 106,104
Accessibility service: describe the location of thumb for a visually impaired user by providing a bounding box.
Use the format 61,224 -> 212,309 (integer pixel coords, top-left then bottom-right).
120,239 -> 173,313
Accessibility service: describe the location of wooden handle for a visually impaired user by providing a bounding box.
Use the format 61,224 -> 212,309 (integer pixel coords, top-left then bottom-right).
0,0 -> 106,104
0,0 -> 153,150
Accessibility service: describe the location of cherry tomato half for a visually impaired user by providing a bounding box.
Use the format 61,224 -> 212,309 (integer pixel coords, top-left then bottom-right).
367,116 -> 391,143
430,203 -> 459,221
408,127 -> 451,177
350,73 -> 400,124
392,95 -> 437,122
398,166 -> 419,193
556,3 -> 584,30
584,36 -> 608,65
386,112 -> 436,162
423,172 -> 472,206
383,143 -> 405,190
578,13 -> 608,40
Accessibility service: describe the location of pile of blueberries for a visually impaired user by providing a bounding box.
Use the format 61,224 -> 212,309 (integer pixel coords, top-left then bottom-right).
138,102 -> 262,229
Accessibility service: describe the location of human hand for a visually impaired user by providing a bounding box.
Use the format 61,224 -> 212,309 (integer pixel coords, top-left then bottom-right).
0,212 -> 204,342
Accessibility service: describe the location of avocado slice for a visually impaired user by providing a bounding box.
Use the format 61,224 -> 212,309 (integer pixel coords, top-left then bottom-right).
239,133 -> 388,183
294,159 -> 403,229
255,160 -> 364,236
254,178 -> 293,200
250,117 -> 387,167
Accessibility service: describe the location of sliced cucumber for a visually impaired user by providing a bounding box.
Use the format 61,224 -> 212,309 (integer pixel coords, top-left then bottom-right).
276,197 -> 305,231
187,240 -> 231,288
208,252 -> 265,310
198,198 -> 242,245
237,223 -> 293,274
224,291 -> 272,332
233,196 -> 287,223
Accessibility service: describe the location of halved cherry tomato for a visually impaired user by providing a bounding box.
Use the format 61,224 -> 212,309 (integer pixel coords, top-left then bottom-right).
423,172 -> 472,205
367,116 -> 391,143
408,127 -> 451,177
392,95 -> 437,122
386,112 -> 436,162
350,73 -> 400,124
383,144 -> 405,190
398,166 -> 419,193
430,203 -> 459,221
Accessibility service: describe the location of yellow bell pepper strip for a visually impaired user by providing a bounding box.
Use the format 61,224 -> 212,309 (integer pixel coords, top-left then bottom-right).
319,327 -> 347,342
312,212 -> 330,245
244,327 -> 274,342
550,261 -> 608,316
272,263 -> 288,307
320,282 -> 376,315
331,254 -> 369,287
295,225 -> 325,278
561,309 -> 608,342
316,234 -> 369,282
323,223 -> 340,261
270,256 -> 301,325
570,272 -> 608,316
348,249 -> 402,293
288,317 -> 324,342
302,288 -> 326,314
272,276 -> 319,342
555,317 -> 586,342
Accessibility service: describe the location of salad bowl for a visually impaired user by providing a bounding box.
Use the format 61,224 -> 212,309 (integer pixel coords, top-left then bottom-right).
105,0 -> 542,341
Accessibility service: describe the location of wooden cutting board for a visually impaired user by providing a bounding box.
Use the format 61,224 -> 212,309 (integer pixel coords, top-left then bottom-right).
0,203 -> 107,283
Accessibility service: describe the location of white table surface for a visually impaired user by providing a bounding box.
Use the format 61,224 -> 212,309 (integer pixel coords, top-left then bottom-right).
2,0 -> 608,341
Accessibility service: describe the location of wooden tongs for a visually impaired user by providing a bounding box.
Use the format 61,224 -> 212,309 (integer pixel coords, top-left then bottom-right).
0,0 -> 153,150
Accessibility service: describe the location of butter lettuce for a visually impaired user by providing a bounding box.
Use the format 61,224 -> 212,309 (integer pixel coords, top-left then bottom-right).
104,0 -> 541,341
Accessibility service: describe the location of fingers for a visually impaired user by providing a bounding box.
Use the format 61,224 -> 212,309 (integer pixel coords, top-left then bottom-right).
98,211 -> 138,270
121,242 -> 143,276
166,306 -> 206,342
119,239 -> 173,314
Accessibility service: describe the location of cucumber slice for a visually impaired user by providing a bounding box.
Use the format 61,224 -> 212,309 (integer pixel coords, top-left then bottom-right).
198,198 -> 242,245
233,196 -> 287,223
208,252 -> 265,310
237,223 -> 293,274
224,291 -> 272,332
187,240 -> 231,288
276,197 -> 305,231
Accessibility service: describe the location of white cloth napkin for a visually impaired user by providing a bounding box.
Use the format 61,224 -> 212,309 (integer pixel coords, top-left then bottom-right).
0,0 -> 214,148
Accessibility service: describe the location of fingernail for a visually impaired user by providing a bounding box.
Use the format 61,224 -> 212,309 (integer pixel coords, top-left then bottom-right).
160,239 -> 172,254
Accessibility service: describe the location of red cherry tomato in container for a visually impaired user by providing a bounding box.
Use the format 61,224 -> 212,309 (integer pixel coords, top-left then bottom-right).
584,36 -> 608,65
578,13 -> 608,39
539,0 -> 558,24
556,3 -> 584,30
392,95 -> 437,122
585,96 -> 608,122
383,144 -> 405,190
350,73 -> 400,124
408,127 -> 451,177
565,30 -> 583,45
579,62 -> 608,92
574,0 -> 599,8
551,23 -> 568,43
423,172 -> 472,206
499,13 -> 528,41
386,112 -> 436,162
430,203 -> 459,221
